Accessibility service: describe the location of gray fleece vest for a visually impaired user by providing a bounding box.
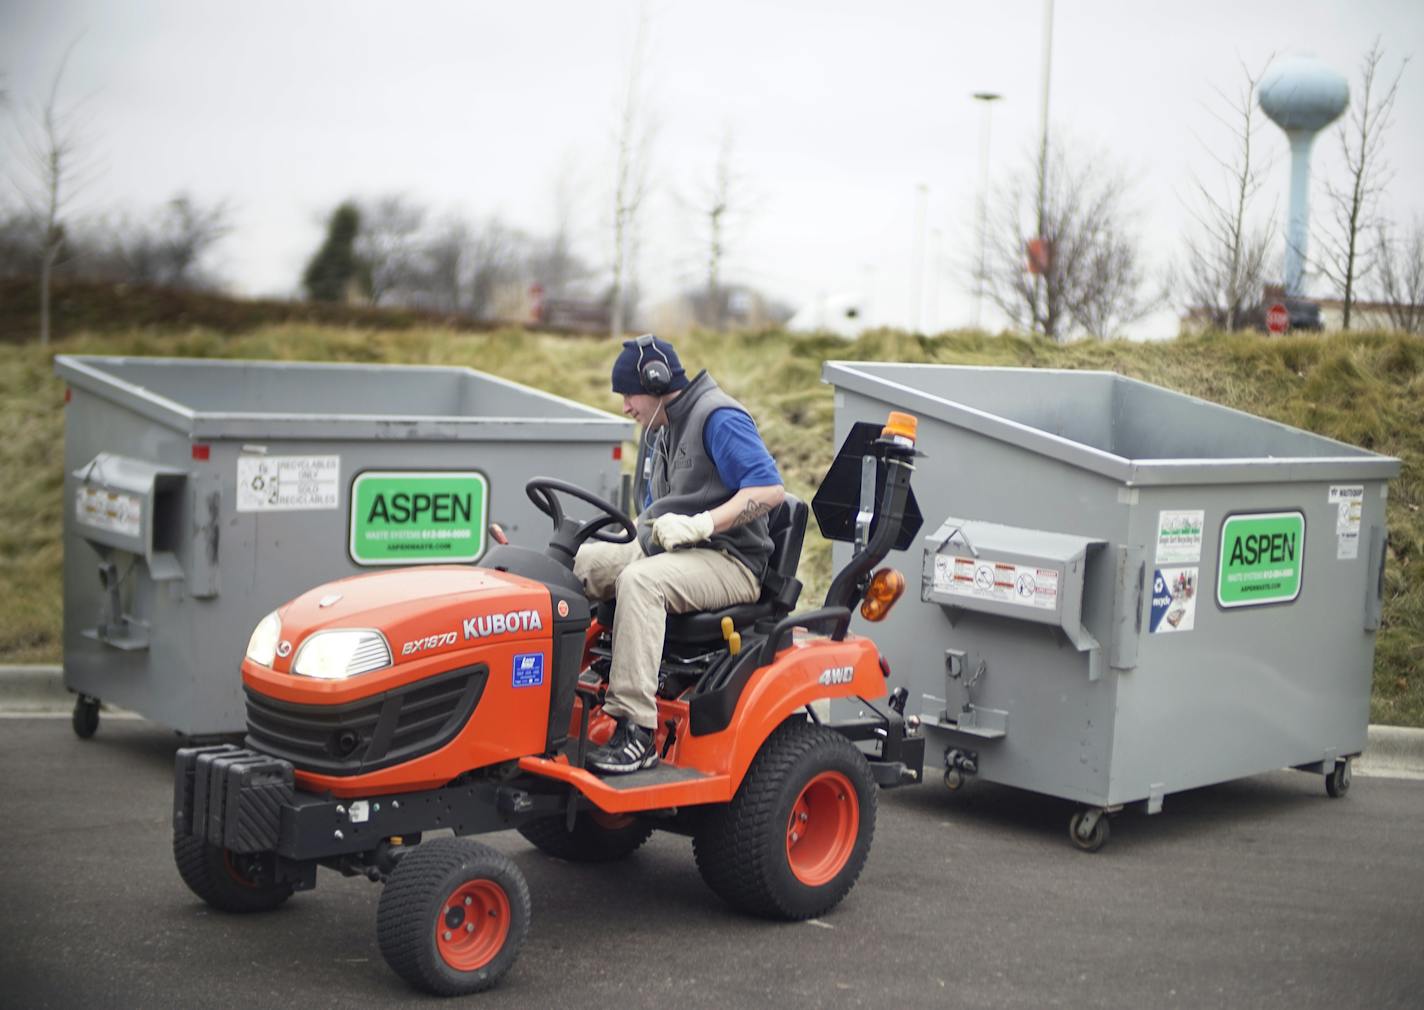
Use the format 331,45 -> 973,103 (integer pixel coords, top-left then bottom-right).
634,370 -> 773,579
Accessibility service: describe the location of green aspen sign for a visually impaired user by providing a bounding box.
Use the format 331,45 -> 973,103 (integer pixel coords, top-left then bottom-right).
1217,511 -> 1305,608
349,471 -> 488,566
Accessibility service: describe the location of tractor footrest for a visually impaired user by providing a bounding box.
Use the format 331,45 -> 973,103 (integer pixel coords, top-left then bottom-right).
174,745 -> 294,854
598,763 -> 711,792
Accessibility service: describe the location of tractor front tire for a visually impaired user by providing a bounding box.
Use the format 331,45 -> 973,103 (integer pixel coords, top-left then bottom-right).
173,834 -> 294,913
518,811 -> 653,862
377,837 -> 530,997
693,719 -> 876,921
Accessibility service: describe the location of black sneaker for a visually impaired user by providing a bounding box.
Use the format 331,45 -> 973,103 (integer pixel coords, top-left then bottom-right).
588,719 -> 659,775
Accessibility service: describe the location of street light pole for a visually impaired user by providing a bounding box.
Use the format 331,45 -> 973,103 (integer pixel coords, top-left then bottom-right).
911,182 -> 928,332
1034,0 -> 1055,337
972,91 -> 1003,330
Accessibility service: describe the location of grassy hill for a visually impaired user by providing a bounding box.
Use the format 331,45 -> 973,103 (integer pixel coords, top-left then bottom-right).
3,321 -> 1420,726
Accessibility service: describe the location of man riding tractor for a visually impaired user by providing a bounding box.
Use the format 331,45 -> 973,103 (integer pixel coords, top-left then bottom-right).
577,334 -> 785,774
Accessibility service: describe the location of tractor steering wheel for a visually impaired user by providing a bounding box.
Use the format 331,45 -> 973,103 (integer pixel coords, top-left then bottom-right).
525,477 -> 637,560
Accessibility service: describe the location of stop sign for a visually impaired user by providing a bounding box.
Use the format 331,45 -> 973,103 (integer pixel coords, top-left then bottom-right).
1267,303 -> 1289,334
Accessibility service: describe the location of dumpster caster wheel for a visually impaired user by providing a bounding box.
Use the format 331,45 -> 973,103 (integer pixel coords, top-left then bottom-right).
1068,809 -> 1109,853
72,695 -> 100,739
1325,760 -> 1352,798
943,767 -> 965,791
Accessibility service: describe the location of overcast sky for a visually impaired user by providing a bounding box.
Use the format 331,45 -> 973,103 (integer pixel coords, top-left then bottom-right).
3,0 -> 1421,338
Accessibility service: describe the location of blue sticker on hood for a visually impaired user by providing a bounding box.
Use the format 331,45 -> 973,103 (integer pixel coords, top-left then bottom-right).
513,652 -> 544,688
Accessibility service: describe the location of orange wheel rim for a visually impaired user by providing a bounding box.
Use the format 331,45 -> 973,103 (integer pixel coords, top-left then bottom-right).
223,850 -> 261,890
436,879 -> 511,971
786,770 -> 859,886
590,810 -> 634,831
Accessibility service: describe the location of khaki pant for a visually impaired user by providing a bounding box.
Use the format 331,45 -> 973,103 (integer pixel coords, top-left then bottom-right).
573,539 -> 760,729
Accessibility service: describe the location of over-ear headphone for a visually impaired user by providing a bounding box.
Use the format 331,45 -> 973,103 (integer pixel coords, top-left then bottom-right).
635,333 -> 672,395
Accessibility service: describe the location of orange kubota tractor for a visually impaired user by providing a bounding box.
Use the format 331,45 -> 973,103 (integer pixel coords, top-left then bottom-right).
172,411 -> 926,996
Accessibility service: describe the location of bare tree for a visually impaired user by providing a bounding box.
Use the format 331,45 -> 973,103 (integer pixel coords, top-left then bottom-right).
1315,41 -> 1408,329
608,6 -> 656,338
697,128 -> 738,330
1376,219 -> 1424,333
1180,59 -> 1276,331
155,195 -> 229,288
528,161 -> 592,301
466,217 -> 526,320
414,217 -> 470,314
15,40 -> 91,345
99,195 -> 229,289
984,142 -> 1153,340
0,203 -> 37,279
357,194 -> 425,304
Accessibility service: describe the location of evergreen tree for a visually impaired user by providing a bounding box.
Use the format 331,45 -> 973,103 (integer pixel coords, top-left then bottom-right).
302,202 -> 362,302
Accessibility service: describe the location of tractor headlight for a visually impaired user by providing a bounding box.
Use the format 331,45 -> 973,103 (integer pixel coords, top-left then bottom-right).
292,629 -> 393,680
245,611 -> 282,667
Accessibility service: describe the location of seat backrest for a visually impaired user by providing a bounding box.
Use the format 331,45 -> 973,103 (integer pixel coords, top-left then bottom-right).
760,494 -> 807,608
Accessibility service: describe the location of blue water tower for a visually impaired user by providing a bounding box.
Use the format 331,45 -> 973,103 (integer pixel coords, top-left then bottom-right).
1258,56 -> 1349,299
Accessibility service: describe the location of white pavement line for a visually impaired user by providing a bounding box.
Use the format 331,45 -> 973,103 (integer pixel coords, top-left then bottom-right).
0,710 -> 142,720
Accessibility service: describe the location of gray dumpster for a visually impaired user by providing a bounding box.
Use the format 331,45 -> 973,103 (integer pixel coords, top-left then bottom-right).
824,361 -> 1400,846
55,355 -> 633,736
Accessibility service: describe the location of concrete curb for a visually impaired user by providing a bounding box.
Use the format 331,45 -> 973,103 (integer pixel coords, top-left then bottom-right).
0,664 -> 71,713
3,665 -> 1423,778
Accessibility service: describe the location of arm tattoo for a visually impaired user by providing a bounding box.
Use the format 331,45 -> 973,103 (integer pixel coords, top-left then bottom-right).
730,500 -> 772,529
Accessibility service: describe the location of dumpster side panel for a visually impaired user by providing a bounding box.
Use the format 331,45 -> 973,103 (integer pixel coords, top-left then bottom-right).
827,367 -> 1394,813
1106,481 -> 1385,806
831,386 -> 1130,806
62,390 -> 202,728
59,357 -> 630,736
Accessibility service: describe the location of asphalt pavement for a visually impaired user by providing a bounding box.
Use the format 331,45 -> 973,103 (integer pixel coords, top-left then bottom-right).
1,715 -> 1421,1010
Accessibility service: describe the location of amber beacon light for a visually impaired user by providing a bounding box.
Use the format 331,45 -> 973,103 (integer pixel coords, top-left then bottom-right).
860,567 -> 906,622
881,411 -> 918,445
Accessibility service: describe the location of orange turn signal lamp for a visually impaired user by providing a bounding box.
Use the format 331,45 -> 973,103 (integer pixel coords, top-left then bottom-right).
860,567 -> 905,622
881,411 -> 918,445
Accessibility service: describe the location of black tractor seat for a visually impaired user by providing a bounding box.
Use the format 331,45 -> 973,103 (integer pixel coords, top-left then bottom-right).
588,494 -> 807,655
662,494 -> 807,644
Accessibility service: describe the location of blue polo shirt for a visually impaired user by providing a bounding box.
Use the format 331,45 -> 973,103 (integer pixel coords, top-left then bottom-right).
641,408 -> 782,510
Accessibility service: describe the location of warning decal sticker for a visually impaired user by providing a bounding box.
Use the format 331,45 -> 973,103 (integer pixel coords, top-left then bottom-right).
1329,485 -> 1363,561
1156,509 -> 1204,564
237,455 -> 340,512
76,485 -> 142,538
1150,567 -> 1198,633
932,555 -> 1060,611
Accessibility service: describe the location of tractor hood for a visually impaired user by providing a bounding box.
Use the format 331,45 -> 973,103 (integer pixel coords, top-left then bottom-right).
263,565 -> 553,681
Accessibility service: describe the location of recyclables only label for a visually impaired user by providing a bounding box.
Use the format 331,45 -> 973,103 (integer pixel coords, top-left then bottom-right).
1216,511 -> 1305,608
236,455 -> 341,512
350,471 -> 488,565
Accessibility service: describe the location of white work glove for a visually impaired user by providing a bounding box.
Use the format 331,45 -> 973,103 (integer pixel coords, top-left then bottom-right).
651,511 -> 716,550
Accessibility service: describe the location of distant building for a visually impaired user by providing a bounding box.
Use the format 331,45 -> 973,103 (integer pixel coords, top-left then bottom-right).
1181,284 -> 1419,334
648,284 -> 793,333
786,292 -> 869,339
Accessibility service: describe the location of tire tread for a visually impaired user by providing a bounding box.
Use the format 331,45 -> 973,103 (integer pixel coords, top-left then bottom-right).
376,838 -> 530,996
693,720 -> 876,920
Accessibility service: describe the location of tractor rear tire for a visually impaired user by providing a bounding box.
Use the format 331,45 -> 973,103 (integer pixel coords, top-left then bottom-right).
693,719 -> 876,921
173,834 -> 294,913
377,837 -> 530,997
518,811 -> 653,862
